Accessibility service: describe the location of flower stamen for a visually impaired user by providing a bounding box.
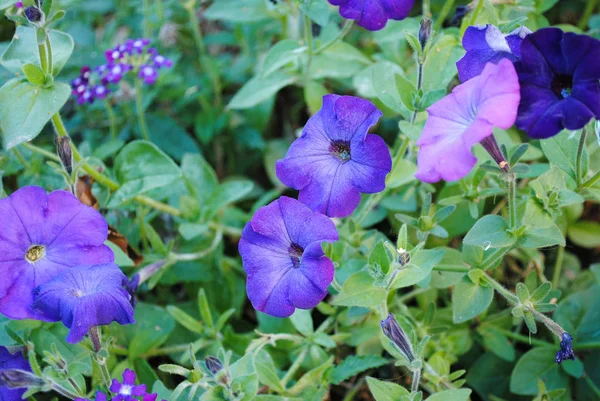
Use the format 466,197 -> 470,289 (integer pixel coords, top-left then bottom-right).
25,245 -> 45,263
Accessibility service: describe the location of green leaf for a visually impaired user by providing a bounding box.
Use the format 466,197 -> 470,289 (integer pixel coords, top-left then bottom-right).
0,26 -> 74,76
146,114 -> 201,162
519,224 -> 565,248
21,63 -> 45,85
560,358 -> 583,378
530,282 -> 552,303
567,221 -> 600,248
394,73 -> 417,111
540,130 -> 588,183
510,347 -> 569,395
289,309 -> 313,337
181,153 -> 219,204
366,376 -> 409,401
228,72 -> 296,110
166,305 -> 203,334
300,0 -> 330,26
0,79 -> 70,149
422,34 -> 463,92
452,275 -> 494,323
106,241 -> 135,267
427,389 -> 472,401
204,0 -> 269,23
369,241 -> 391,274
331,355 -> 388,385
516,283 -> 530,303
479,327 -> 515,362
463,215 -> 516,249
390,249 -> 445,289
206,179 -> 254,216
304,81 -> 328,115
371,61 -> 411,117
109,140 -> 181,207
124,303 -> 175,360
429,248 -> 467,289
386,159 -> 417,188
333,271 -> 387,307
261,40 -> 303,77
254,350 -> 284,393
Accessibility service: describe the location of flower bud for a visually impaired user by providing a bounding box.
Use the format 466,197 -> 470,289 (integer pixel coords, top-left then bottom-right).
480,135 -> 508,172
555,332 -> 575,364
24,6 -> 42,22
0,369 -> 44,388
55,136 -> 73,176
418,19 -> 432,50
205,356 -> 223,375
381,313 -> 415,362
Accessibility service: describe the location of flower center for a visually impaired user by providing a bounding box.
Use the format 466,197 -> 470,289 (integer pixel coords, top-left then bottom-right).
329,140 -> 351,162
120,385 -> 132,396
551,74 -> 573,99
288,243 -> 304,268
25,245 -> 45,263
69,289 -> 85,298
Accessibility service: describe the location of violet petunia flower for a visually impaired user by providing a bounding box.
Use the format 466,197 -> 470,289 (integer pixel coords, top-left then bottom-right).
238,196 -> 338,318
416,59 -> 520,182
327,0 -> 414,31
110,369 -> 147,401
0,186 -> 113,321
457,24 -> 531,82
32,264 -> 135,343
515,27 -> 600,139
0,347 -> 30,401
276,95 -> 392,218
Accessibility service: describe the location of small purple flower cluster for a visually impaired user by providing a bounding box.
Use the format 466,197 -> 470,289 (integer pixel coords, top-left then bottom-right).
415,25 -> 600,182
75,369 -> 165,401
70,39 -> 172,104
0,186 -> 135,343
239,95 -> 392,317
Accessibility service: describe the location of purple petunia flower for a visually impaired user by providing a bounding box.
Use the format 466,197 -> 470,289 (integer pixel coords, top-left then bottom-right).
457,24 -> 531,82
515,27 -> 600,139
110,369 -> 147,401
138,65 -> 158,85
0,186 -> 113,321
416,59 -> 520,182
32,264 -> 135,343
238,196 -> 338,318
327,0 -> 414,31
276,95 -> 391,218
0,347 -> 30,401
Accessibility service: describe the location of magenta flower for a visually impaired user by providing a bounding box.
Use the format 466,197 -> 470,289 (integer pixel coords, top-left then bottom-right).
110,369 -> 147,401
238,197 -> 338,318
416,59 -> 520,182
0,186 -> 113,321
276,95 -> 391,218
457,24 -> 531,82
515,28 -> 600,139
32,264 -> 135,343
0,347 -> 30,401
327,0 -> 414,31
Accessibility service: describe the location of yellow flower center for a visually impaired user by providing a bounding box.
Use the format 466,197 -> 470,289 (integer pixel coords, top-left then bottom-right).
25,245 -> 45,263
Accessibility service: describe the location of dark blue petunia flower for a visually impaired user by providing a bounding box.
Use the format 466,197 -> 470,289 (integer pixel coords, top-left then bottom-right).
515,27 -> 600,139
0,347 -> 30,401
327,0 -> 414,31
32,264 -> 135,343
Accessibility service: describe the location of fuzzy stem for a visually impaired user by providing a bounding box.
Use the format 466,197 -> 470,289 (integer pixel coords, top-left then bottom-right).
135,79 -> 151,141
50,381 -> 80,400
576,128 -> 587,187
171,229 -> 223,262
281,346 -> 309,388
315,20 -> 353,54
493,327 -> 553,347
89,327 -> 112,390
583,170 -> 600,189
45,34 -> 53,74
411,368 -> 422,392
12,148 -> 31,169
434,0 -> 455,31
38,43 -> 48,73
480,247 -> 511,270
507,174 -> 517,229
483,273 -> 520,305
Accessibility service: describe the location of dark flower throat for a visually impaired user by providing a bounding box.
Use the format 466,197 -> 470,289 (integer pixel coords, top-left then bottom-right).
288,243 -> 304,268
329,140 -> 351,162
551,74 -> 573,99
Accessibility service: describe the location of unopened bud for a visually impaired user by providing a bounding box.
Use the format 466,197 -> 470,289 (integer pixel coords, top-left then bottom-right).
55,136 -> 73,175
24,6 -> 42,22
397,249 -> 411,266
451,5 -> 471,26
381,313 -> 415,362
418,19 -> 432,50
0,369 -> 44,388
205,356 -> 223,375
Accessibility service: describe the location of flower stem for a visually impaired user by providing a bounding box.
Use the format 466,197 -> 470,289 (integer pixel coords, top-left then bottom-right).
551,246 -> 564,289
507,174 -> 517,229
410,63 -> 424,124
12,147 -> 31,169
411,368 -> 421,392
483,273 -> 520,305
45,34 -> 53,74
480,246 -> 510,270
38,43 -> 48,74
281,346 -> 309,388
171,228 -> 223,261
582,170 -> 600,189
579,0 -> 599,30
143,0 -> 152,37
493,328 -> 553,347
433,264 -> 469,273
50,381 -> 81,400
89,327 -> 112,390
104,99 -> 117,140
434,0 -> 455,31
315,20 -> 353,54
303,12 -> 314,76
134,79 -> 151,142
576,128 -> 587,187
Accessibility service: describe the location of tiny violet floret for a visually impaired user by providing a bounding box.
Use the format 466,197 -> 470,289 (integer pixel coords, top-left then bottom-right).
0,186 -> 113,321
515,27 -> 600,139
0,347 -> 31,401
415,59 -> 520,183
110,369 -> 147,401
32,264 -> 135,343
457,24 -> 531,82
238,196 -> 338,318
327,0 -> 414,31
75,391 -> 109,401
276,95 -> 392,218
380,313 -> 415,362
555,332 -> 575,364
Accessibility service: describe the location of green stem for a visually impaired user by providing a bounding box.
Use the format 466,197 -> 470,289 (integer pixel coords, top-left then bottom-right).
551,246 -> 564,289
22,142 -> 60,161
493,328 -> 552,347
583,170 -> 600,189
12,148 -> 31,169
67,377 -> 85,397
104,99 -> 117,140
315,20 -> 353,54
342,378 -> 364,401
303,13 -> 314,76
410,62 -> 424,124
433,265 -> 469,273
576,128 -> 587,187
89,327 -> 112,390
508,174 -> 517,229
579,0 -> 598,30
411,368 -> 422,392
576,342 -> 600,351
45,34 -> 53,74
584,374 -> 600,398
143,0 -> 152,37
50,381 -> 81,400
434,0 -> 455,31
171,229 -> 224,261
484,273 -> 520,305
480,246 -> 511,270
460,0 -> 484,38
281,347 -> 309,388
38,43 -> 48,74
135,80 -> 151,141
